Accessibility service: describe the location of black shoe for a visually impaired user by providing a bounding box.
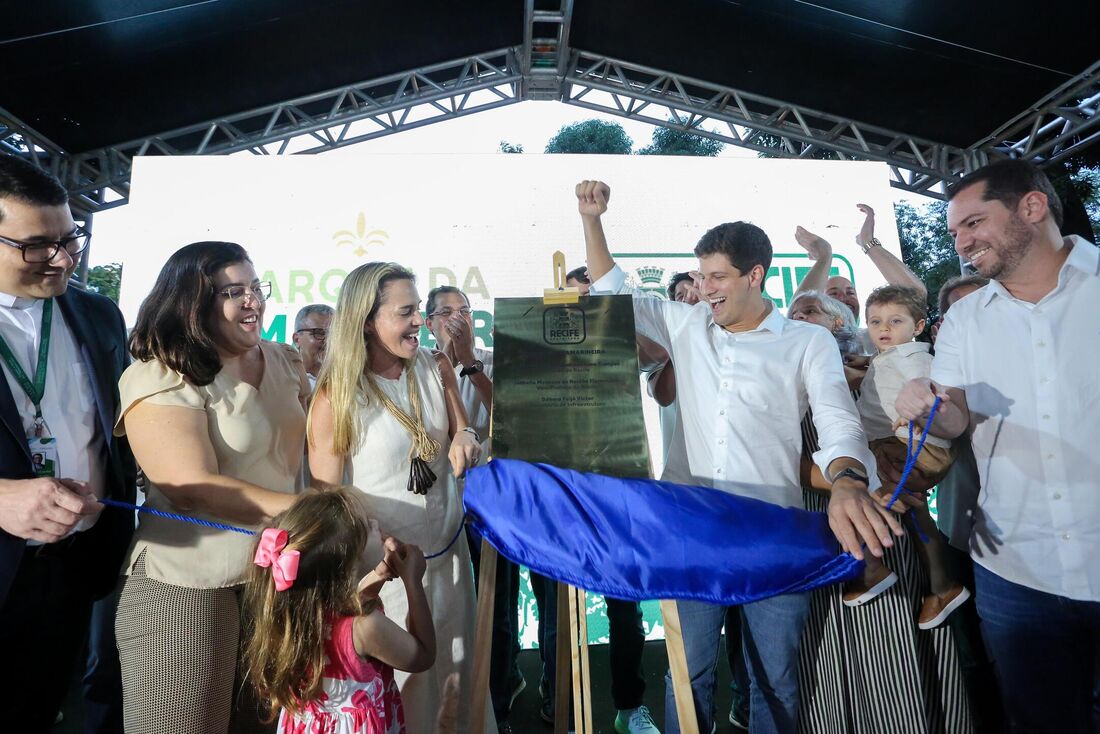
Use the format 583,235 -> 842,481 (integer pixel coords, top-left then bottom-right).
498,722 -> 515,734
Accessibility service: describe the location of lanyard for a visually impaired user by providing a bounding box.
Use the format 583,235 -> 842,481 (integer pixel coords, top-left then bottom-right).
0,298 -> 53,432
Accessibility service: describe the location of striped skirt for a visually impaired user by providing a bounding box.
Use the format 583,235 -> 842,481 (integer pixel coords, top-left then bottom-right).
798,489 -> 972,734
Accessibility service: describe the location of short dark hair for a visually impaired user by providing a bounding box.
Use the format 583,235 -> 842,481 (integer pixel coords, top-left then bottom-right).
565,266 -> 590,284
693,222 -> 772,277
667,271 -> 693,300
937,274 -> 990,316
865,285 -> 926,324
425,285 -> 468,316
947,159 -> 1063,228
0,154 -> 69,222
129,241 -> 252,386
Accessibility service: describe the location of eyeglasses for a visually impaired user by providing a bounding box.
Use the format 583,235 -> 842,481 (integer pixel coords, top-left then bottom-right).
429,307 -> 472,318
0,227 -> 91,263
294,328 -> 328,340
215,282 -> 272,303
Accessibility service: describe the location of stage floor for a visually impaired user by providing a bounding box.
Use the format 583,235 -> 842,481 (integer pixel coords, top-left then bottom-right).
54,638 -> 742,733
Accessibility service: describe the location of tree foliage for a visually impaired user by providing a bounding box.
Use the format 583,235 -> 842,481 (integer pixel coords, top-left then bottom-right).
498,140 -> 524,154
545,120 -> 633,154
753,133 -> 845,161
892,201 -> 958,320
86,262 -> 122,302
637,124 -> 724,157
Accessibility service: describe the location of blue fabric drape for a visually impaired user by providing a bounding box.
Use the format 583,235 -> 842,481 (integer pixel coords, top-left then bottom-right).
464,459 -> 862,605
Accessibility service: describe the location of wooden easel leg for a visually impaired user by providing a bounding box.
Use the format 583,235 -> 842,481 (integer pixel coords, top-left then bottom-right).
554,581 -> 571,734
575,587 -> 593,734
660,600 -> 700,734
469,539 -> 498,734
568,585 -> 585,734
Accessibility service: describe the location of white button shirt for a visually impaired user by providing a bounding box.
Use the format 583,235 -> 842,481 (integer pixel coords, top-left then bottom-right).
454,346 -> 493,441
0,291 -> 105,540
931,236 -> 1100,601
593,265 -> 876,508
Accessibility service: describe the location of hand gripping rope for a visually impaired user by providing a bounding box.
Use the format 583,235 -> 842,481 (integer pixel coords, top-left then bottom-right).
884,396 -> 942,543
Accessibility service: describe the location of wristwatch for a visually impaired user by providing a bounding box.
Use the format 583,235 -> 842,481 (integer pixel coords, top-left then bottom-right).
459,359 -> 484,377
834,467 -> 869,486
859,237 -> 882,254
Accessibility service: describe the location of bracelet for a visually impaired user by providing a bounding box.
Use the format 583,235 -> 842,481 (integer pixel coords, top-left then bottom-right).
859,237 -> 882,255
460,426 -> 481,442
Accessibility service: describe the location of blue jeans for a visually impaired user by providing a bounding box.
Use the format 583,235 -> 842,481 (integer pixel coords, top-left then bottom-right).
664,593 -> 809,734
974,562 -> 1100,733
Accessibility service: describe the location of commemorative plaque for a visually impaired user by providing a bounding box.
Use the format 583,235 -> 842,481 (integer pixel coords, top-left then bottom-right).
490,294 -> 651,479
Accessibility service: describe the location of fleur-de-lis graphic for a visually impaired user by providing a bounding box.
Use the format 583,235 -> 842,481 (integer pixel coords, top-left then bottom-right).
333,212 -> 389,257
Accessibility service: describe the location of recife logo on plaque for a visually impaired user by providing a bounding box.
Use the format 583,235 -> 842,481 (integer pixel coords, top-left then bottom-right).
543,306 -> 586,344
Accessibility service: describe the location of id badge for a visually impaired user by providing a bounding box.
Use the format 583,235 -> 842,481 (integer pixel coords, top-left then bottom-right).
28,436 -> 59,478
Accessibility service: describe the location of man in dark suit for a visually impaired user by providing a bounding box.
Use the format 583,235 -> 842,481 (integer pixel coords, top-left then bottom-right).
0,154 -> 136,732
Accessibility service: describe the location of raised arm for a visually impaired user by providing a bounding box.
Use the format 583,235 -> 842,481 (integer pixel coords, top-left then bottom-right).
446,315 -> 493,408
353,545 -> 436,673
433,351 -> 481,477
856,204 -> 927,298
576,180 -> 615,281
791,226 -> 835,299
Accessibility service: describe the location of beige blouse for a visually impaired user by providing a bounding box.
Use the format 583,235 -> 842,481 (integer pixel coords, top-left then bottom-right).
114,340 -> 308,588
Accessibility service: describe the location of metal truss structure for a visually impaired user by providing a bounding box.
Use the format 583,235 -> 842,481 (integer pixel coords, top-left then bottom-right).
559,50 -> 989,198
976,59 -> 1100,168
2,19 -> 1098,213
1,49 -> 523,214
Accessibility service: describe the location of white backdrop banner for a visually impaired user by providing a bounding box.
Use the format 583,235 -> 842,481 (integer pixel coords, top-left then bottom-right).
114,154 -> 903,343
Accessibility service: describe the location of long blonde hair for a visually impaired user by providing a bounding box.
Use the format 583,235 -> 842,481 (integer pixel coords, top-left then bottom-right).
243,489 -> 370,719
309,261 -> 416,455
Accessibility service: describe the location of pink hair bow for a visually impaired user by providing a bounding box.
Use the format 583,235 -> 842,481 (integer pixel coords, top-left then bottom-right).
253,528 -> 300,592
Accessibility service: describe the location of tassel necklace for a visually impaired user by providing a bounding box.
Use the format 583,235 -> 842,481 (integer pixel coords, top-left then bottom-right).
367,361 -> 441,494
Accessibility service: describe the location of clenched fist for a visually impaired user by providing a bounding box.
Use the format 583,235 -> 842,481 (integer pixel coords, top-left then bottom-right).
575,180 -> 610,218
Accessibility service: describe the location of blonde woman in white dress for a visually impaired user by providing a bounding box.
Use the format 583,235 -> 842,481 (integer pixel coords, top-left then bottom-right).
307,261 -> 492,734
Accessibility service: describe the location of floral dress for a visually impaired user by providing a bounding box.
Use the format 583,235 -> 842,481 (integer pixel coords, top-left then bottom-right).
279,615 -> 405,734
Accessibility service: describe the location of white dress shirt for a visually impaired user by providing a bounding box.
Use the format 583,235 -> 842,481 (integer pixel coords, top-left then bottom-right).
646,365 -> 693,485
593,265 -> 876,509
931,236 -> 1100,601
859,341 -> 951,448
0,291 -> 106,540
454,346 -> 493,442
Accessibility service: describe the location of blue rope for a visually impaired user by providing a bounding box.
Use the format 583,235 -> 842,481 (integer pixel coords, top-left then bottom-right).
885,396 -> 942,513
99,497 -> 254,535
424,516 -> 467,560
98,497 -> 467,557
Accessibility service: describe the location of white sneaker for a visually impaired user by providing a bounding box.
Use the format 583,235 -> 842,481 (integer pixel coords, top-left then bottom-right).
614,705 -> 661,734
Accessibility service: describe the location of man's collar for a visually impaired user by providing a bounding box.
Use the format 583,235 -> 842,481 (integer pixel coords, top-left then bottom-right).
981,235 -> 1098,307
0,290 -> 41,310
708,301 -> 786,335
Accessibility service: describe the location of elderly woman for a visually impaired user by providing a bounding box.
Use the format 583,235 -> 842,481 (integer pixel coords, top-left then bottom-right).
114,241 -> 309,733
788,291 -> 972,733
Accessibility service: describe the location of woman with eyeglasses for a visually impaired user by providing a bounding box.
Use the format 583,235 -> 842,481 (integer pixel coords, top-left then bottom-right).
113,241 -> 310,733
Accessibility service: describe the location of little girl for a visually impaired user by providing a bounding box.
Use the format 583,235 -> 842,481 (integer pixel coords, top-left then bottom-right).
243,488 -> 436,734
